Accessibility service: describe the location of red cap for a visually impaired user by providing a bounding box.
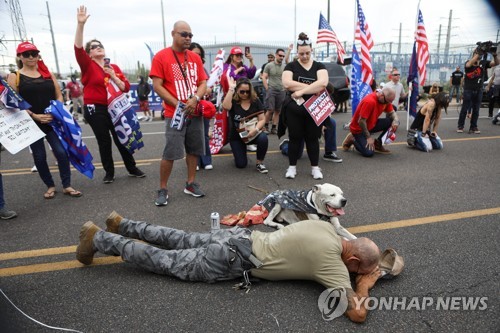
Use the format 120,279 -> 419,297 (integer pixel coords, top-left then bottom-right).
230,47 -> 243,55
16,42 -> 39,55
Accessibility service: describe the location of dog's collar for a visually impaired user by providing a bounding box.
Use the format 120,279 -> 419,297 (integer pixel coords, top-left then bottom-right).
305,190 -> 316,209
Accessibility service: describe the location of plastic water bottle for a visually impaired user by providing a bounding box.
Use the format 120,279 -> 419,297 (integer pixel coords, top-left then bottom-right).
210,212 -> 220,233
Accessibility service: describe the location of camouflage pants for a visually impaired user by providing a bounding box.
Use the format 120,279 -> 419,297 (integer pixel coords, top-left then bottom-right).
93,218 -> 252,283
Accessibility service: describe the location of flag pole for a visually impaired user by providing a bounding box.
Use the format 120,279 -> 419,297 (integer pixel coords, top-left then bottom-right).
407,0 -> 421,130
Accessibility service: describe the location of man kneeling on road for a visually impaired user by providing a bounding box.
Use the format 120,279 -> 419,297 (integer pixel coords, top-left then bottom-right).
342,87 -> 399,157
77,214 -> 381,323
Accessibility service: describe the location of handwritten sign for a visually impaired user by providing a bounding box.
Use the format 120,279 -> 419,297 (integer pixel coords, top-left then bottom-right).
0,107 -> 45,154
303,89 -> 335,126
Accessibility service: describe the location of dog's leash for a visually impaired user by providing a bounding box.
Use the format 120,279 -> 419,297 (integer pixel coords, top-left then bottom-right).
247,185 -> 269,195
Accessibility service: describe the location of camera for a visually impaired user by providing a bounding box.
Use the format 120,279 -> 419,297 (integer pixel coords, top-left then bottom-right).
475,41 -> 497,56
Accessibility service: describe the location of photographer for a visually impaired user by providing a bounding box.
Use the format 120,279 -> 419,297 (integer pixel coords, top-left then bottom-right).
457,41 -> 499,134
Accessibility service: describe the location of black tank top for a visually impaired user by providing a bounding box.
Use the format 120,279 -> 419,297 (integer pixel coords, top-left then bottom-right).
18,73 -> 55,133
410,105 -> 437,132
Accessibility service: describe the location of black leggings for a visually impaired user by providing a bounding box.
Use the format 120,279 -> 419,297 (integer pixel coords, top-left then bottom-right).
84,104 -> 137,176
285,101 -> 321,166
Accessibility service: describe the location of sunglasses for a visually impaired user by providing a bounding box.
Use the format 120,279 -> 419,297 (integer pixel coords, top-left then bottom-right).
176,31 -> 194,38
90,44 -> 104,50
20,51 -> 39,58
297,39 -> 312,45
381,94 -> 389,104
238,90 -> 250,95
277,54 -> 285,58
392,73 -> 400,76
233,54 -> 243,57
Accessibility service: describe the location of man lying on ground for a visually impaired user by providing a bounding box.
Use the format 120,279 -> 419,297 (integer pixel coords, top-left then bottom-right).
77,213 -> 381,322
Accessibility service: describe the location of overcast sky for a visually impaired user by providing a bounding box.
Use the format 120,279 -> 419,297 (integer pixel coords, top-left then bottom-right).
0,0 -> 498,75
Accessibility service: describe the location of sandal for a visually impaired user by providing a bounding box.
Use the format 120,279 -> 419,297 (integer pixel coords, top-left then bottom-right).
63,188 -> 83,198
44,188 -> 56,199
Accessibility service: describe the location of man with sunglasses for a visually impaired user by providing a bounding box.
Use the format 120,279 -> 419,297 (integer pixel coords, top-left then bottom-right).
150,20 -> 207,206
384,68 -> 407,111
343,87 -> 398,157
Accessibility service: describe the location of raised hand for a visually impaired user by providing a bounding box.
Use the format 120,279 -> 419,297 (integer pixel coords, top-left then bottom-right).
77,5 -> 90,24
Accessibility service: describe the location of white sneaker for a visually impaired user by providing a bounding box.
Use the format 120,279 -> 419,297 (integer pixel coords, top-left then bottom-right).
285,166 -> 296,179
148,116 -> 153,122
204,164 -> 213,170
247,144 -> 257,152
31,165 -> 38,172
196,165 -> 199,171
311,167 -> 323,180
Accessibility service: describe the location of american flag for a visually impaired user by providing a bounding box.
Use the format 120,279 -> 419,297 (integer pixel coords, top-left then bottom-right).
355,0 -> 374,85
415,10 -> 430,86
317,13 -> 346,64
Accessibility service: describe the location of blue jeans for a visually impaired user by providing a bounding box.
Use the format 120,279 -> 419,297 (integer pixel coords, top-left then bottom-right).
414,131 -> 443,152
199,118 -> 212,167
229,132 -> 268,168
30,130 -> 71,188
458,89 -> 482,130
449,85 -> 461,102
352,118 -> 392,157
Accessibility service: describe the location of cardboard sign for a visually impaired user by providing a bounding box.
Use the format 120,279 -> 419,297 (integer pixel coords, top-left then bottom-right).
303,89 -> 335,126
0,108 -> 45,154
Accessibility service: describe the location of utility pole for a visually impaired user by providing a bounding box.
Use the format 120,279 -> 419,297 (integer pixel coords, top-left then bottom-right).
436,24 -> 442,61
45,1 -> 60,75
397,23 -> 402,55
161,0 -> 166,48
444,10 -> 452,64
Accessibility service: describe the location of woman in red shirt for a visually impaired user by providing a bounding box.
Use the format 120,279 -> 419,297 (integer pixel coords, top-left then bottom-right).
74,6 -> 145,184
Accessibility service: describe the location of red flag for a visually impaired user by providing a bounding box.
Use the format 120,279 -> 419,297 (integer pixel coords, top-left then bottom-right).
415,10 -> 430,86
355,0 -> 374,85
317,13 -> 346,64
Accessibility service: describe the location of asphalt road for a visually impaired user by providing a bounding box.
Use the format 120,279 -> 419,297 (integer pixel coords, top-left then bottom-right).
0,106 -> 499,333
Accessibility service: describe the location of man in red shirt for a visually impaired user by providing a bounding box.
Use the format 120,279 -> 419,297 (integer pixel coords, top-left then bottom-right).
150,20 -> 207,206
343,88 -> 399,157
65,75 -> 83,120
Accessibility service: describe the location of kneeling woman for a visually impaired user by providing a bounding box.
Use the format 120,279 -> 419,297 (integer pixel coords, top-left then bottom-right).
408,92 -> 449,151
222,78 -> 269,173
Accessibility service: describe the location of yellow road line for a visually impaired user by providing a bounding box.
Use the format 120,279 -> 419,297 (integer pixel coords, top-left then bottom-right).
347,207 -> 500,234
0,246 -> 76,261
2,136 -> 499,174
0,207 -> 498,277
0,257 -> 123,277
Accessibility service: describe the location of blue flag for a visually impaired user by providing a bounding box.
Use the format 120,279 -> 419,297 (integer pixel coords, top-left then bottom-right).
407,42 -> 419,118
0,78 -> 32,110
350,45 -> 372,115
45,100 -> 95,179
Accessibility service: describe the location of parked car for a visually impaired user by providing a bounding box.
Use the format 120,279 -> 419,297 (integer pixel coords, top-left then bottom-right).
251,61 -> 350,106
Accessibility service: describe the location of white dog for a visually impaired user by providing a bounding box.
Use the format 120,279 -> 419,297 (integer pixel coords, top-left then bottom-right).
258,183 -> 356,240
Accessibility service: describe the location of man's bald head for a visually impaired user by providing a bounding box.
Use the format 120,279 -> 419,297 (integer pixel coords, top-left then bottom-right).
171,21 -> 192,51
349,237 -> 380,274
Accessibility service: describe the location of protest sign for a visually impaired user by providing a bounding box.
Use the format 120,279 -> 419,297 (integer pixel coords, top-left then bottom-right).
303,89 -> 335,126
0,107 -> 45,154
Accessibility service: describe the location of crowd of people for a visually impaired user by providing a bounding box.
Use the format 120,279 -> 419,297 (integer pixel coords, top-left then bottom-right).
3,5 -> 498,324
1,6 -> 498,217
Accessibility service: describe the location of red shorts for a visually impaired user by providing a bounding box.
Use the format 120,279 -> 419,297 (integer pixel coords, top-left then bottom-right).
139,100 -> 149,111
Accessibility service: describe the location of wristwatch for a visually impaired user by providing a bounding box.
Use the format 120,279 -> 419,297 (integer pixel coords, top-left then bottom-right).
194,95 -> 200,102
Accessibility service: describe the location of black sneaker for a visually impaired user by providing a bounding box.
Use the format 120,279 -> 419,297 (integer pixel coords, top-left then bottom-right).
128,168 -> 146,178
155,188 -> 169,206
323,152 -> 343,163
256,163 -> 269,174
184,182 -> 205,197
103,175 -> 115,184
0,207 -> 17,220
